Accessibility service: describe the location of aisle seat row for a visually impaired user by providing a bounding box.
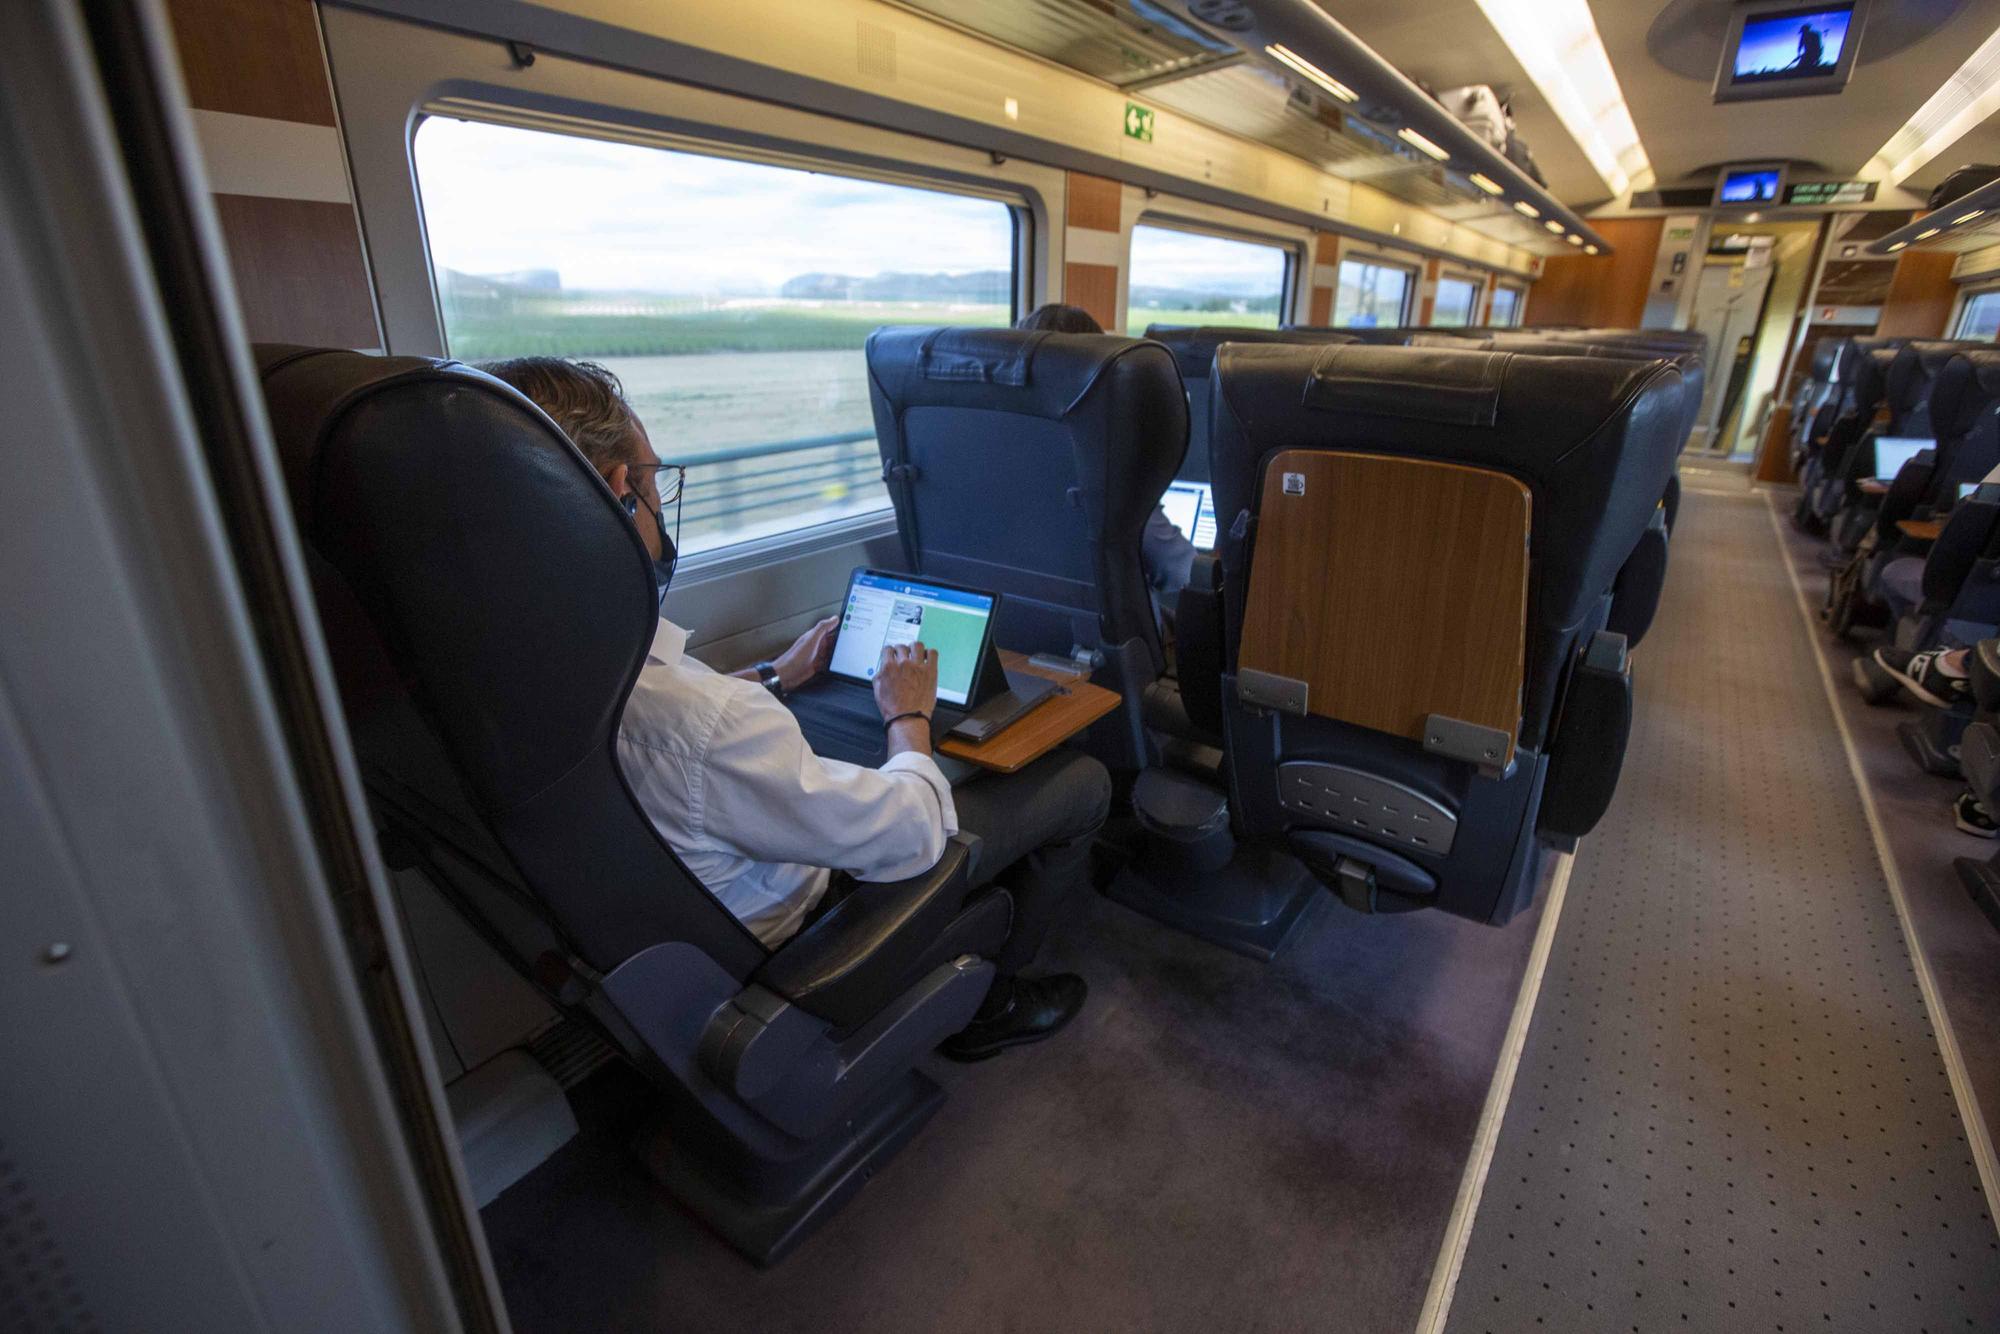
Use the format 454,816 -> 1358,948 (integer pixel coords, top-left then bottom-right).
1795,336 -> 2000,875
247,319 -> 1697,1261
869,322 -> 1693,948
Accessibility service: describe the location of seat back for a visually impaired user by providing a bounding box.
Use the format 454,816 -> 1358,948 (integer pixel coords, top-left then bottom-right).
865,326 -> 1187,766
1205,343 -> 1683,922
257,345 -> 765,980
1144,325 -> 1358,482
1890,340 -> 1978,437
1922,349 -> 2000,500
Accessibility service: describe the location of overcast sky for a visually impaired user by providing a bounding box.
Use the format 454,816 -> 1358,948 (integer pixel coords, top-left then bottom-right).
415,117 -> 1290,298
1128,223 -> 1288,296
414,118 -> 1014,294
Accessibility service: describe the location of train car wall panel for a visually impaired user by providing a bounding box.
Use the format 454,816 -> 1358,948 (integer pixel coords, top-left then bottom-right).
1878,250 -> 1960,338
162,0 -> 381,349
1307,232 -> 1341,327
1524,217 -> 1665,329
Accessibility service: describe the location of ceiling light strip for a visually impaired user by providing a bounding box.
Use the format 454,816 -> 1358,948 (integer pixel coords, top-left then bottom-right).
1398,127 -> 1450,161
1265,43 -> 1357,104
1469,0 -> 1653,197
1861,24 -> 2000,186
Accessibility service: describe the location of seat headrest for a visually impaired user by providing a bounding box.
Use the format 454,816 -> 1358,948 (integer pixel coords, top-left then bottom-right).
867,324 -> 1180,417
256,345 -> 657,815
1143,325 -> 1360,377
1850,346 -> 1900,409
1933,349 -> 2000,442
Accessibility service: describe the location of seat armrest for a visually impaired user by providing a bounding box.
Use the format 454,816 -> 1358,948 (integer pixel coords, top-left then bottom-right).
752,833 -> 980,1029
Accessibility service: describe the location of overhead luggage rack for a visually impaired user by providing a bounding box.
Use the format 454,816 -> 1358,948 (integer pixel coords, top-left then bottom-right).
1866,175 -> 2000,254
892,0 -> 1608,255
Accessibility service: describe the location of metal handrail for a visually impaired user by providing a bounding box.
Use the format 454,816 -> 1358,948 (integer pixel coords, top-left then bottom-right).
673,428 -> 875,468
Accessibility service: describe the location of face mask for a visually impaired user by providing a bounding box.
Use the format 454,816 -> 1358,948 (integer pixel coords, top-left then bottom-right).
623,491 -> 677,610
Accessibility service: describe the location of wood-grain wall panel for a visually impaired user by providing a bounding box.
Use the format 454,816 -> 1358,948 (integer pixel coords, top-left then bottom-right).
162,0 -> 336,125
1237,451 -> 1530,762
1063,262 -> 1120,333
1066,171 -> 1124,234
1877,251 -> 1959,337
1524,217 -> 1663,329
212,194 -> 379,347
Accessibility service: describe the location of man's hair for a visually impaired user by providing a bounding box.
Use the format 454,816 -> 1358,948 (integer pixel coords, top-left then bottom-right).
478,356 -> 642,472
1016,303 -> 1105,335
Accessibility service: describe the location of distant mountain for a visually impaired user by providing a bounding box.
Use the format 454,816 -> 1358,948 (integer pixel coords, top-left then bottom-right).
440,268 -> 561,297
1128,283 -> 1283,311
779,270 -> 1013,302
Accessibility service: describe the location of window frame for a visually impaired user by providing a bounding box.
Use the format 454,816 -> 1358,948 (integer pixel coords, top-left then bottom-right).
1429,269 -> 1486,328
1488,281 -> 1528,328
408,106 -> 1036,571
1951,286 -> 2000,341
1123,214 -> 1302,336
1331,254 -> 1421,329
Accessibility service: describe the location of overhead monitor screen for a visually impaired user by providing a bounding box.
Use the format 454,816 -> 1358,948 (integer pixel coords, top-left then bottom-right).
1718,168 -> 1783,204
1733,5 -> 1854,83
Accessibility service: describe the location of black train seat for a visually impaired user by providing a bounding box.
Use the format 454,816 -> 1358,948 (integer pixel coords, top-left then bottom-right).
864,325 -> 1187,770
257,344 -> 1015,1266
1111,343 -> 1683,952
1143,325 -> 1359,482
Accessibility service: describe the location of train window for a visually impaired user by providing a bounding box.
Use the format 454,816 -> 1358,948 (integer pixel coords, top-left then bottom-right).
1489,283 -> 1525,327
1124,223 -> 1289,333
1431,274 -> 1482,327
1954,289 -> 2000,341
1332,257 -> 1415,328
412,117 -> 1019,556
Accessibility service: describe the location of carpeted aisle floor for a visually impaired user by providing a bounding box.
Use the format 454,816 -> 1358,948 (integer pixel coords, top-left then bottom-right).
1447,485 -> 2000,1333
483,842 -> 1547,1331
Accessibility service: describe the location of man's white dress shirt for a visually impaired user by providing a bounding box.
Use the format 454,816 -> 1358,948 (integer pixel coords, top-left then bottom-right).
617,618 -> 959,947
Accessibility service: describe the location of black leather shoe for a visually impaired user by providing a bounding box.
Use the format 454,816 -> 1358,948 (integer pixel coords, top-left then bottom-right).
939,973 -> 1087,1062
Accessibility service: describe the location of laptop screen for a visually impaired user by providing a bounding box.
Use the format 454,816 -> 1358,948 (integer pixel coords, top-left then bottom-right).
1874,437 -> 1932,481
1161,481 -> 1218,551
827,570 -> 996,707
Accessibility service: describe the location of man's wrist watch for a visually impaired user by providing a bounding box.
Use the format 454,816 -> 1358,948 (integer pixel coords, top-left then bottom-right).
755,661 -> 784,698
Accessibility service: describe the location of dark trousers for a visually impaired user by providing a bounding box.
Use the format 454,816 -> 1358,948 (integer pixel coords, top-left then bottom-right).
952,748 -> 1111,976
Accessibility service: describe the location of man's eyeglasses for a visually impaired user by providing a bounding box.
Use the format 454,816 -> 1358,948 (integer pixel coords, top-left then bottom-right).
625,463 -> 685,551
631,462 -> 685,507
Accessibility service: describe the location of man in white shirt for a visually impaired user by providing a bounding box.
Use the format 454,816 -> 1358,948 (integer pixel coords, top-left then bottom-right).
482,357 -> 1107,1060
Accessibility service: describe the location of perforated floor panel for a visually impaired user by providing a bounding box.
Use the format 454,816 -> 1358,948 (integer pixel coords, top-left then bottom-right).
1446,487 -> 2000,1332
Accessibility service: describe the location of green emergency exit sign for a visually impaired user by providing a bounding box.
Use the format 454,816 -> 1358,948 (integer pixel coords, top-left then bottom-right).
1124,102 -> 1155,142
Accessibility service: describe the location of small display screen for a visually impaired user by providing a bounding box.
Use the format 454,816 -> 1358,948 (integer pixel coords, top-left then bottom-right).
1960,482 -> 1979,501
1719,168 -> 1783,204
828,571 -> 994,706
1873,437 -> 1933,482
1732,5 -> 1854,84
1160,481 -> 1218,551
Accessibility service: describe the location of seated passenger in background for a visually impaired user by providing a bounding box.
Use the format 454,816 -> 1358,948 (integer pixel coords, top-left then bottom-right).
1016,304 -> 1196,606
480,357 -> 1106,1060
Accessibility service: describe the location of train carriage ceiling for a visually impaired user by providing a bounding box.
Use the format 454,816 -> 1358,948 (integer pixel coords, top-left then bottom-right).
896,0 -> 2000,237
893,0 -> 1601,250
1331,0 -> 2000,207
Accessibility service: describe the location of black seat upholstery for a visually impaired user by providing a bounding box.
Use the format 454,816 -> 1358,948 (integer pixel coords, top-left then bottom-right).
257,344 -> 1012,1265
1201,342 -> 1683,923
1144,325 -> 1359,482
865,326 -> 1188,769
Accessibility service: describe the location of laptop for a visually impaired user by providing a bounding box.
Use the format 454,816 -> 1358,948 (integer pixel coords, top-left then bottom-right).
1873,436 -> 1933,482
1161,480 -> 1218,551
789,569 -> 1059,767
